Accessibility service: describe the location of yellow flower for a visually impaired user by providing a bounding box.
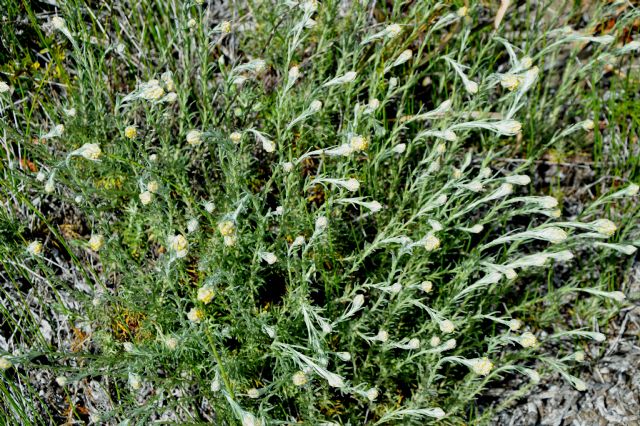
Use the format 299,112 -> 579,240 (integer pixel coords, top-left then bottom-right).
124,126 -> 137,139
223,235 -> 237,247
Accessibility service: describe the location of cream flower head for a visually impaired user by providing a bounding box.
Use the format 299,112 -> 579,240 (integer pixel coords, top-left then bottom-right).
187,307 -> 205,323
197,286 -> 215,304
27,241 -> 43,255
186,130 -> 203,146
169,234 -> 188,257
89,234 -> 104,251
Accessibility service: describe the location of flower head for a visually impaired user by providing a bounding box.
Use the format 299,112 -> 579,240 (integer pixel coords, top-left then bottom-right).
506,175 -> 531,185
128,372 -> 142,390
464,80 -> 479,94
423,234 -> 441,251
591,219 -> 616,236
349,135 -> 369,152
581,119 -> 595,131
139,191 -> 152,205
385,24 -> 402,38
376,329 -> 389,342
186,130 -> 203,146
165,337 -> 179,350
366,387 -> 379,401
309,100 -> 323,112
519,332 -> 538,348
574,378 -> 587,391
292,371 -> 307,386
75,143 -> 102,160
393,143 -> 406,154
391,49 -> 413,68
27,241 -> 43,255
259,251 -> 278,264
439,320 -> 455,334
508,319 -> 522,331
500,74 -> 523,91
197,286 -> 215,304
471,357 -> 494,376
169,234 -> 188,257
408,338 -> 420,349
536,227 -> 568,243
626,183 -> 639,196
289,66 -> 301,80
323,71 -> 357,87
51,16 -> 66,30
218,220 -> 236,237
0,357 -> 13,370
89,234 -> 104,251
141,80 -> 165,100
124,126 -> 137,139
187,307 -> 205,323
230,131 -> 242,144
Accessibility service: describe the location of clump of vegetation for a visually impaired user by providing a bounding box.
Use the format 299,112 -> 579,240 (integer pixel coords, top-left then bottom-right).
1,1 -> 638,424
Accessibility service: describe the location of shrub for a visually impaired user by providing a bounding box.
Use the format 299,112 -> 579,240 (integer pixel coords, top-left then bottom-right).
0,0 -> 638,424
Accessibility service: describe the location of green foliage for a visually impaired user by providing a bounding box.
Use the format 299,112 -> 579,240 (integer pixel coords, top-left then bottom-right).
0,1 -> 638,424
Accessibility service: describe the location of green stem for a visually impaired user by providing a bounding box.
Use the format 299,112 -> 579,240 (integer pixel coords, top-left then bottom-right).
204,327 -> 235,399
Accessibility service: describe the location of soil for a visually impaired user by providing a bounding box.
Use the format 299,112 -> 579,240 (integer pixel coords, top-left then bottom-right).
492,263 -> 640,426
